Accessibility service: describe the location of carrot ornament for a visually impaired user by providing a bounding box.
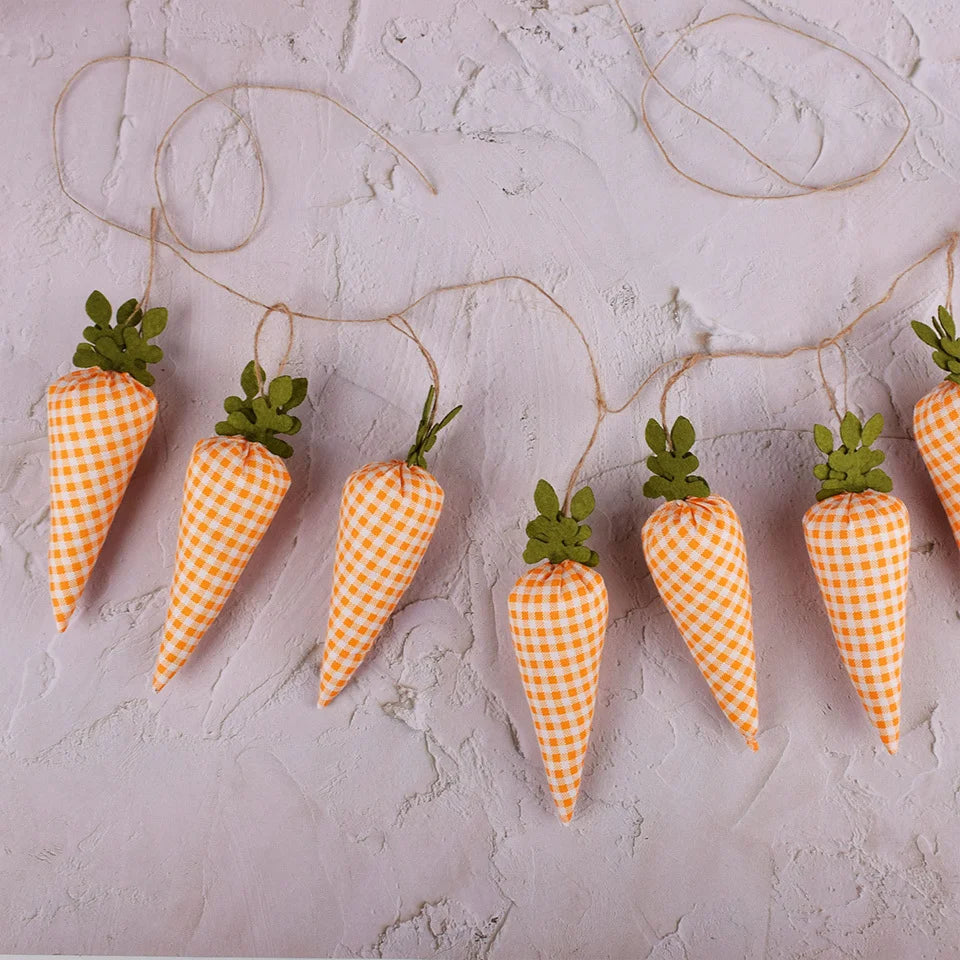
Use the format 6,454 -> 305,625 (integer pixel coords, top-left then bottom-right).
48,290 -> 167,631
508,480 -> 608,823
912,306 -> 960,552
803,412 -> 909,753
318,386 -> 461,706
640,417 -> 760,750
153,361 -> 307,690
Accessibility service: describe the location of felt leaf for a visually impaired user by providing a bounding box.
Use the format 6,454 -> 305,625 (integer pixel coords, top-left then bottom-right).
523,540 -> 551,564
567,545 -> 593,565
286,416 -> 302,436
645,419 -> 667,454
670,416 -> 696,456
941,338 -> 960,360
912,321 -> 940,348
131,368 -> 155,388
570,486 -> 595,522
865,469 -> 893,492
940,306 -> 956,339
435,404 -> 463,432
574,524 -> 592,543
948,358 -> 960,375
116,298 -> 139,325
223,396 -> 245,414
264,436 -> 294,459
268,375 -> 294,409
813,424 -> 834,454
85,290 -> 111,325
283,377 -> 308,412
526,516 -> 554,541
839,412 -> 861,450
534,479 -> 560,518
813,463 -> 829,480
860,413 -> 883,447
82,326 -> 102,344
141,307 -> 167,339
558,516 -> 578,540
96,336 -> 122,363
240,361 -> 261,399
643,476 -> 670,499
949,373 -> 960,385
73,343 -> 101,368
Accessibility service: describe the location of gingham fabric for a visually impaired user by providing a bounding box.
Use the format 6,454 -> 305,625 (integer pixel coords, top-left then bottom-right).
803,491 -> 910,754
48,369 -> 157,632
641,496 -> 759,749
508,559 -> 608,823
319,460 -> 444,706
153,437 -> 290,690
914,380 -> 960,553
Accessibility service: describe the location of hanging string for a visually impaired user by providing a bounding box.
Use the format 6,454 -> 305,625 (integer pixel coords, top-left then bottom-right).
611,1 -> 911,199
252,303 -> 297,395
52,55 -> 953,514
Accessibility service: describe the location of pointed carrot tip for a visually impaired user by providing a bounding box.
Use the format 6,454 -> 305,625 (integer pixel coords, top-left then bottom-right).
746,737 -> 759,752
54,618 -> 68,633
884,741 -> 899,756
152,675 -> 167,693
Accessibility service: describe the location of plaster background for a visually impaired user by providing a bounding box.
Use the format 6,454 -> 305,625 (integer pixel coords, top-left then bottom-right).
2,0 -> 960,956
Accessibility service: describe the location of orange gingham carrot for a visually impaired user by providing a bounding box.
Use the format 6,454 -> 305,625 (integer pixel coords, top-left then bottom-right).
508,479 -> 607,822
509,559 -> 608,823
804,413 -> 909,753
49,289 -> 167,631
154,437 -> 290,690
48,369 -> 157,631
640,417 -> 759,748
154,363 -> 307,690
914,381 -> 960,551
642,496 -> 759,749
318,461 -> 443,705
318,387 -> 460,705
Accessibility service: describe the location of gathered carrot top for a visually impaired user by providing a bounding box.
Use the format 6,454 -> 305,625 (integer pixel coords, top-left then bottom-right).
912,306 -> 960,384
523,479 -> 598,568
643,416 -> 710,501
73,290 -> 167,387
811,412 -> 892,502
405,385 -> 462,469
215,360 -> 308,459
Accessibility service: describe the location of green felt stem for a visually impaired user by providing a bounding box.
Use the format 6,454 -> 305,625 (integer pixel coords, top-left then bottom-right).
912,306 -> 960,385
214,360 -> 308,458
405,385 -> 462,469
642,416 -> 711,501
522,479 -> 599,567
811,412 -> 892,501
72,290 -> 167,388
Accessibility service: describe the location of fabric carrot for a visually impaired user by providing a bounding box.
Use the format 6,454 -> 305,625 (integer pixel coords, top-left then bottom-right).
640,416 -> 759,750
508,480 -> 608,823
153,362 -> 307,690
912,306 -> 960,552
318,386 -> 461,706
803,412 -> 909,753
48,290 -> 167,631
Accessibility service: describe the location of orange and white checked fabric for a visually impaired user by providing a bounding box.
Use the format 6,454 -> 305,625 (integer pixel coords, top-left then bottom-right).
508,560 -> 609,823
641,496 -> 759,749
914,380 -> 960,553
319,460 -> 444,706
48,369 -> 157,632
803,491 -> 910,754
153,437 -> 290,690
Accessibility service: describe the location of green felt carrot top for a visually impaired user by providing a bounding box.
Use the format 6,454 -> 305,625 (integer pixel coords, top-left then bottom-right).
73,290 -> 167,387
406,385 -> 462,470
522,479 -> 598,567
912,306 -> 960,384
215,360 -> 308,459
643,416 -> 711,501
811,412 -> 893,501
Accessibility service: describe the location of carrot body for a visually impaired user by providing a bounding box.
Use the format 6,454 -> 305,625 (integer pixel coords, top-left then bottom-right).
318,460 -> 444,706
803,491 -> 909,753
914,380 -> 960,552
153,436 -> 290,690
508,559 -> 608,823
642,495 -> 759,749
48,368 -> 157,631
